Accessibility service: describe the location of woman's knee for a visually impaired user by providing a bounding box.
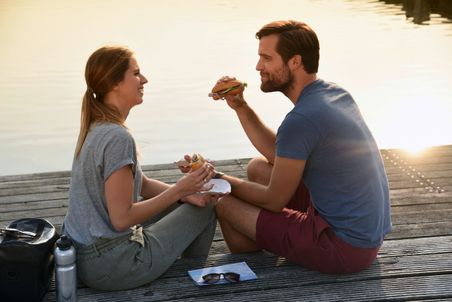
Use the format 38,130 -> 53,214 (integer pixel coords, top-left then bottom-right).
187,201 -> 217,226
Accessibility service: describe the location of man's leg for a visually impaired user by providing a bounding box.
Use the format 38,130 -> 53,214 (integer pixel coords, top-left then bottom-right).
246,156 -> 272,185
215,156 -> 273,253
215,195 -> 260,253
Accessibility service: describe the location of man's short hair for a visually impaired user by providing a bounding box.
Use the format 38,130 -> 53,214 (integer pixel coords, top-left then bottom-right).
256,20 -> 320,74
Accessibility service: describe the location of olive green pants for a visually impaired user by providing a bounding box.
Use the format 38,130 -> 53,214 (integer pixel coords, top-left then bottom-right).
75,202 -> 216,290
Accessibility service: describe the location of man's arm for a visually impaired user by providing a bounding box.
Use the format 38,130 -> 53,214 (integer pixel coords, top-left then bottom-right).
221,156 -> 306,212
212,76 -> 276,163
233,102 -> 276,164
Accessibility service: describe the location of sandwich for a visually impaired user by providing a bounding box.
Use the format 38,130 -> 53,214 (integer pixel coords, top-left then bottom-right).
189,153 -> 206,171
175,153 -> 206,171
209,79 -> 247,97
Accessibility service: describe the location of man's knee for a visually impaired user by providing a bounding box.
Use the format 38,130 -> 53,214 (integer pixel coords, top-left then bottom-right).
215,195 -> 260,241
246,157 -> 272,184
215,195 -> 250,221
215,195 -> 232,220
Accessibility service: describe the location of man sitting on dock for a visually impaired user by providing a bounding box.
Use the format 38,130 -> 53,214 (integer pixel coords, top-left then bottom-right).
210,20 -> 392,273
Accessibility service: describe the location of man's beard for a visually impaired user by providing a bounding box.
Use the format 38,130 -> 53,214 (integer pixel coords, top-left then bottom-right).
260,65 -> 293,94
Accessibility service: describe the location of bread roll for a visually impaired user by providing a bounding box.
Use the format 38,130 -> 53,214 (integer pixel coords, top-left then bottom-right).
190,153 -> 205,171
211,79 -> 246,96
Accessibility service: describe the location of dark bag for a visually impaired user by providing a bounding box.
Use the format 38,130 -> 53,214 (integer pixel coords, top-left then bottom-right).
0,218 -> 59,302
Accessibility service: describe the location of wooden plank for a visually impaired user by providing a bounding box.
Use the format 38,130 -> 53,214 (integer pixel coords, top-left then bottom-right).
384,162 -> 452,174
388,221 -> 452,239
0,176 -> 71,190
0,191 -> 68,205
0,198 -> 68,212
379,235 -> 452,257
390,205 -> 452,222
0,184 -> 69,198
390,194 -> 451,206
0,170 -> 71,183
389,186 -> 450,199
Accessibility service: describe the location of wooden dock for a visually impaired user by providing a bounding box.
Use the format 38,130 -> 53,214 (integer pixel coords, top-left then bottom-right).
1,145 -> 452,301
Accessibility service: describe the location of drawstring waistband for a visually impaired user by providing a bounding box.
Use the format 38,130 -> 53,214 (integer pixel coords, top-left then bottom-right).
75,226 -> 144,257
130,225 -> 144,247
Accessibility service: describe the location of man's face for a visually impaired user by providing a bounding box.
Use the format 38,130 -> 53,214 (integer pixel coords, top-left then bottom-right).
256,34 -> 293,93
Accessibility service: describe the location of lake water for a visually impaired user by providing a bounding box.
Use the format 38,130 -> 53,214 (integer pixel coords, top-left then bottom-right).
1,0 -> 451,176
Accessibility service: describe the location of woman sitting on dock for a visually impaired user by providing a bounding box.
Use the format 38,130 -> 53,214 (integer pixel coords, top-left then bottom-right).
62,45 -> 218,290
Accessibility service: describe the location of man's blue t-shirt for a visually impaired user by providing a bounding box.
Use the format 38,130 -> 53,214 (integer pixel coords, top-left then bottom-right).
276,79 -> 392,248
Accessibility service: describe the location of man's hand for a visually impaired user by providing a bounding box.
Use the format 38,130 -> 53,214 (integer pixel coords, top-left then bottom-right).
210,76 -> 247,110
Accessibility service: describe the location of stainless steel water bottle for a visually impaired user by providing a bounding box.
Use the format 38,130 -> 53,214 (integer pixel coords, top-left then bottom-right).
55,235 -> 77,302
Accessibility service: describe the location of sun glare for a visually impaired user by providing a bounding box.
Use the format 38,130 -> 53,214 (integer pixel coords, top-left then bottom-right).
367,92 -> 450,157
401,142 -> 430,156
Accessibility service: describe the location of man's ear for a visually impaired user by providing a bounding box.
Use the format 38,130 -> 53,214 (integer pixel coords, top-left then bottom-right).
288,55 -> 303,71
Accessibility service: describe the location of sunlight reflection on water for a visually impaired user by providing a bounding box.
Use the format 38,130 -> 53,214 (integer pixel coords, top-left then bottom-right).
0,0 -> 451,175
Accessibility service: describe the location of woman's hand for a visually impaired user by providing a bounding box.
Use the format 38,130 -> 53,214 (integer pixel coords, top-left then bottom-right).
176,154 -> 193,173
176,154 -> 216,173
182,192 -> 221,207
174,162 -> 215,197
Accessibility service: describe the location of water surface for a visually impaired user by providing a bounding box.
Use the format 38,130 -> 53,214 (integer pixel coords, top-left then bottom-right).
1,0 -> 451,176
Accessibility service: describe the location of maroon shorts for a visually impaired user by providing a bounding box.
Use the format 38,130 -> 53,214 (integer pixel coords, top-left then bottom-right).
256,182 -> 379,274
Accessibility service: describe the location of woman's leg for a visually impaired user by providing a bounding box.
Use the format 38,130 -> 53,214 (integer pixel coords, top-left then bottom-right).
142,201 -> 216,257
141,202 -> 216,279
77,202 -> 216,290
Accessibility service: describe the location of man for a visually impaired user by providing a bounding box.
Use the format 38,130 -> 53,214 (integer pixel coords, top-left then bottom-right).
210,20 -> 391,273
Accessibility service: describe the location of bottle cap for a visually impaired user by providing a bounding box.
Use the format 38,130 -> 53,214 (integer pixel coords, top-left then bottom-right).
56,235 -> 73,250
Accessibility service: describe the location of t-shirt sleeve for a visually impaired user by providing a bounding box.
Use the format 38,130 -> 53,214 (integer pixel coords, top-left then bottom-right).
98,128 -> 137,181
276,112 -> 321,160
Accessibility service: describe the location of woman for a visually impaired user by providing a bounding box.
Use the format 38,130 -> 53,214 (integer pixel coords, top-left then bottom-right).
62,45 -> 217,290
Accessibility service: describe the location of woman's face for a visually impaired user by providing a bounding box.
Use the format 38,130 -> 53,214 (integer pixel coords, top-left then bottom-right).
115,56 -> 148,109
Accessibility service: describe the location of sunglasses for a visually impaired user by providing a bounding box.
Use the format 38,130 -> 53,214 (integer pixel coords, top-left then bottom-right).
202,272 -> 241,284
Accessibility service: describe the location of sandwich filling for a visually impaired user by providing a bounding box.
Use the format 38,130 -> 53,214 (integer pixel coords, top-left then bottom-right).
217,83 -> 247,95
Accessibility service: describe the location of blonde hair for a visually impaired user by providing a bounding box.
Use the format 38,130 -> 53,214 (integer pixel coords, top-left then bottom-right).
75,46 -> 134,158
